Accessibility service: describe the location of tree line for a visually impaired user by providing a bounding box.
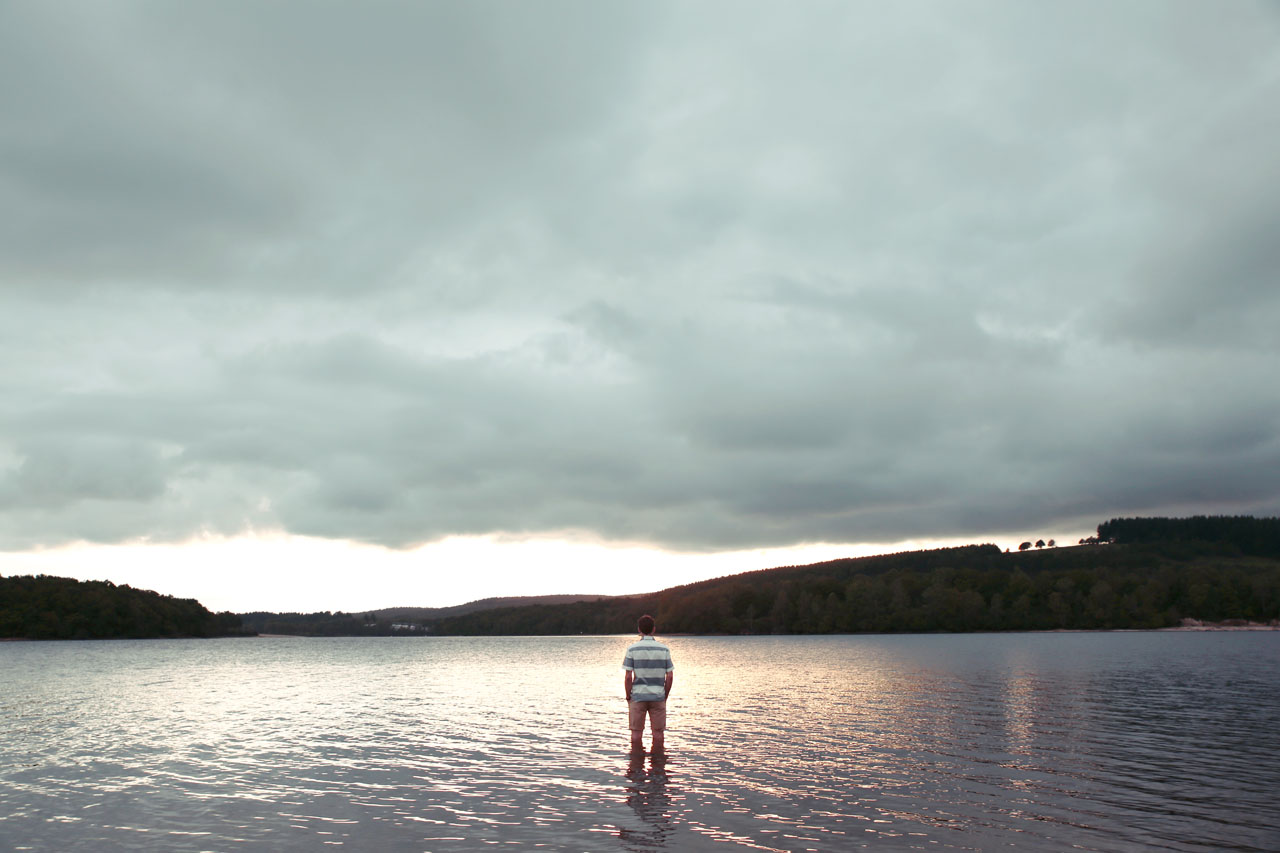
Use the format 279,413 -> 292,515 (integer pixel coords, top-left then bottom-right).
0,575 -> 246,640
237,611 -> 426,636
1095,515 -> 1280,557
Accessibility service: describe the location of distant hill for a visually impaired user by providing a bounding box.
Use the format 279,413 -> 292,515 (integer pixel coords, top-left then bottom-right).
0,575 -> 245,640
371,594 -> 615,622
428,517 -> 1280,636
238,594 -> 615,636
236,515 -> 1280,637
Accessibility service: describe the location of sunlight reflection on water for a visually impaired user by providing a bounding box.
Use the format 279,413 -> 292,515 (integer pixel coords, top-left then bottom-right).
1,633 -> 1277,851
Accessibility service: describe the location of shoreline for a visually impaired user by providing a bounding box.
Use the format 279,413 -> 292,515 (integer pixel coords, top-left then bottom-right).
7,621 -> 1279,642
1163,619 -> 1280,631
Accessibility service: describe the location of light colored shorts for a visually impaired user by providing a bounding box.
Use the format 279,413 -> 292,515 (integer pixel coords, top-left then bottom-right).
628,699 -> 667,732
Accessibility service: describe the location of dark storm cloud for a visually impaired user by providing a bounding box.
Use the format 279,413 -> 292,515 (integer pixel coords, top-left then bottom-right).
3,0 -> 1279,553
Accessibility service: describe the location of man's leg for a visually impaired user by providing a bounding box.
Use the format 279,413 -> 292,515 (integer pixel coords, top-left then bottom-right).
628,701 -> 645,751
649,701 -> 667,752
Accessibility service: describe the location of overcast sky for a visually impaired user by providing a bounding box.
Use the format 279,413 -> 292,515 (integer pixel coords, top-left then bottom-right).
3,1 -> 1279,612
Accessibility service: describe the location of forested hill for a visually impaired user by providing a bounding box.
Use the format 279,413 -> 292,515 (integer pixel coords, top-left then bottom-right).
428,516 -> 1280,636
0,575 -> 245,640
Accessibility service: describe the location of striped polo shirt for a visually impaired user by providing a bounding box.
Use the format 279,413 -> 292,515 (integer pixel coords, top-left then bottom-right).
622,636 -> 674,701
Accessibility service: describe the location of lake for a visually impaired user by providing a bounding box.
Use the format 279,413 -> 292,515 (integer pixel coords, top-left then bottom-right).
1,632 -> 1277,851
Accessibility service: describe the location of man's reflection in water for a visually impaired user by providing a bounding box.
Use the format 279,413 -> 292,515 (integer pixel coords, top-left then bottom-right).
619,751 -> 674,850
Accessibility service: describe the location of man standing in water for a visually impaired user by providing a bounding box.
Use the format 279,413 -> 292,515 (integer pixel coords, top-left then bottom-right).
623,614 -> 674,753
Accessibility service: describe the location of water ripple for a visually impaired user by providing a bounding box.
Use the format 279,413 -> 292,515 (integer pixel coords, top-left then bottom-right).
2,633 -> 1277,851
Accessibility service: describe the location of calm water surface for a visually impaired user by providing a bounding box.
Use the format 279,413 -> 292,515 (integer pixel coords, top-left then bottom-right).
2,632 -> 1277,852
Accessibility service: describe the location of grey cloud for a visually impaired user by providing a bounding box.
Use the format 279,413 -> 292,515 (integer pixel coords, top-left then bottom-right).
1,9 -> 306,285
2,1 -> 1279,555
1097,64 -> 1280,351
2,436 -> 167,509
1,1 -> 659,290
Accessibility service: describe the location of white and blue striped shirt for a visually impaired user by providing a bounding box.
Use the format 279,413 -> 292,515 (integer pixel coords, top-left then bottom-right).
623,636 -> 674,701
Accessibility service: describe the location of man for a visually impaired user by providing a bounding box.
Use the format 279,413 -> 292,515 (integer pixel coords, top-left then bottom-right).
622,614 -> 674,753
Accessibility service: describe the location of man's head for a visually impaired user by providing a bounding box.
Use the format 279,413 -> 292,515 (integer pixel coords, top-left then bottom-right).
637,614 -> 656,636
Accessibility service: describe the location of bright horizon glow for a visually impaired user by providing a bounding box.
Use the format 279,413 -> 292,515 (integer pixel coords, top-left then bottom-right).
0,529 -> 1090,614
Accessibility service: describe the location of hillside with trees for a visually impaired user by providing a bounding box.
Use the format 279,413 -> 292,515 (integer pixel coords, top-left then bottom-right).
0,575 -> 245,640
236,610 -> 386,637
426,516 -> 1280,636
236,594 -> 609,636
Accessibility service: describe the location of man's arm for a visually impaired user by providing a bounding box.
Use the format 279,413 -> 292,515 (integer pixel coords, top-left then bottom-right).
664,671 -> 673,698
624,670 -> 634,701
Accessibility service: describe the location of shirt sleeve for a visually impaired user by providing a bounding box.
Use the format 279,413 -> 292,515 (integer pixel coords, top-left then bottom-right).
622,652 -> 634,671
666,652 -> 674,672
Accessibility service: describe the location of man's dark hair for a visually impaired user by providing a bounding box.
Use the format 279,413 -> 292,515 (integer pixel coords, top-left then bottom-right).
637,614 -> 656,635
